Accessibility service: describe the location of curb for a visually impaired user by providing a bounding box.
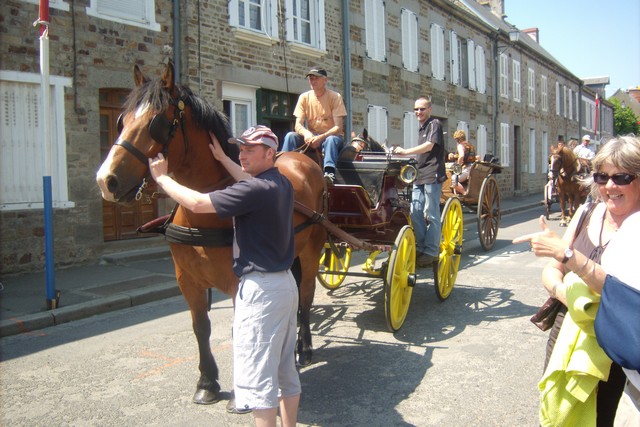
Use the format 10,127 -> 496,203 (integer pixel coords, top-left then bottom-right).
0,282 -> 181,338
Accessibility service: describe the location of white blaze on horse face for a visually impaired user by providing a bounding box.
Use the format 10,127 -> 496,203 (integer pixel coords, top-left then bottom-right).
135,102 -> 150,119
96,148 -> 118,202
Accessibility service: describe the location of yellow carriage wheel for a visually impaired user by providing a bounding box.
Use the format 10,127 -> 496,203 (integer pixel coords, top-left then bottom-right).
384,225 -> 417,332
434,197 -> 463,301
317,243 -> 352,290
477,175 -> 501,251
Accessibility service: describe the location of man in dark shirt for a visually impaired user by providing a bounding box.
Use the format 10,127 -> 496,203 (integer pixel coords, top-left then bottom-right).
149,125 -> 300,427
392,97 -> 446,268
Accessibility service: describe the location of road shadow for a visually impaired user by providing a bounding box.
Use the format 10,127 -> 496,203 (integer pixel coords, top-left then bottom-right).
298,343 -> 433,426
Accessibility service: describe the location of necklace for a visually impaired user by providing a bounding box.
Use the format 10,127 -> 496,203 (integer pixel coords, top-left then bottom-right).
589,209 -> 616,261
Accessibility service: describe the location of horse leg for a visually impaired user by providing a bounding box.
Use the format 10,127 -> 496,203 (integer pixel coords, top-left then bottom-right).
558,191 -> 568,227
180,283 -> 221,404
291,258 -> 313,366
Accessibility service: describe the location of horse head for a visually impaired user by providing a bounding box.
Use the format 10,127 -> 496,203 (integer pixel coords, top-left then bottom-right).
351,128 -> 386,152
96,61 -> 235,203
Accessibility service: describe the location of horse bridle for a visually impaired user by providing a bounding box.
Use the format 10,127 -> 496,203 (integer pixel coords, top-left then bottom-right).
114,97 -> 188,200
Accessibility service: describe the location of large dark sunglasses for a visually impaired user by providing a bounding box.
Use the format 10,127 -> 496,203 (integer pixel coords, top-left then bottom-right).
592,172 -> 637,186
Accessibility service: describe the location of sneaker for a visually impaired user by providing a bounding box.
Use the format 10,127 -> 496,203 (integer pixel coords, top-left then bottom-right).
324,172 -> 335,185
416,252 -> 437,268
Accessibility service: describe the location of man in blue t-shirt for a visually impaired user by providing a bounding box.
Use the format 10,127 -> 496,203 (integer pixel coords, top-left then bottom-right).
149,125 -> 300,427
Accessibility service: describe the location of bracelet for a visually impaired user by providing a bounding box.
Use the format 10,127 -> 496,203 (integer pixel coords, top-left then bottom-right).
577,257 -> 590,276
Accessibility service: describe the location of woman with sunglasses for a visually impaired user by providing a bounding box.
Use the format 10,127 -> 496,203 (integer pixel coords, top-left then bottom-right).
514,135 -> 640,426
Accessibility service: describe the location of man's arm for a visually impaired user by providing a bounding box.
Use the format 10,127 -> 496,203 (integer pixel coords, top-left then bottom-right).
149,154 -> 216,214
309,115 -> 345,147
394,140 -> 435,155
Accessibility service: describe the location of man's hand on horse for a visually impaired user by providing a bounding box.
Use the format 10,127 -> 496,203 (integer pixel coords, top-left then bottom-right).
208,132 -> 227,162
512,215 -> 565,261
149,153 -> 169,181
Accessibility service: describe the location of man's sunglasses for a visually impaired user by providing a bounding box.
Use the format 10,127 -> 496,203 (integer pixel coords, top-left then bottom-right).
592,172 -> 637,186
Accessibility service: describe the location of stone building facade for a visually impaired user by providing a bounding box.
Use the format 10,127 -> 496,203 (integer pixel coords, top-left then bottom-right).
0,0 -> 612,274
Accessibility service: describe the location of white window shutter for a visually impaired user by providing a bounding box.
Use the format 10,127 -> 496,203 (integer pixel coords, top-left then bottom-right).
475,45 -> 485,93
450,30 -> 459,84
318,0 -> 326,51
467,39 -> 476,90
229,0 -> 239,26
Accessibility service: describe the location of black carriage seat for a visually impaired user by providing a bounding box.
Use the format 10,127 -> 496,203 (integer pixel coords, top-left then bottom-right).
335,153 -> 410,208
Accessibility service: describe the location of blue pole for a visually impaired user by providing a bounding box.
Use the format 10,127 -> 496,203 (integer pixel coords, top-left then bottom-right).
43,176 -> 57,308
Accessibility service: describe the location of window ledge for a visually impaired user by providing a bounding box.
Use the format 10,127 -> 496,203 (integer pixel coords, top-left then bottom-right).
232,28 -> 277,47
288,42 -> 326,59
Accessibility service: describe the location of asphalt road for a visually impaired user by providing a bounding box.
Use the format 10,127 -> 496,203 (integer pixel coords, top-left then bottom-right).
0,204 -> 563,426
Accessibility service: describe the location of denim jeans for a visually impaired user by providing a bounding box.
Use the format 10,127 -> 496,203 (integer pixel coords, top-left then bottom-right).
281,132 -> 343,170
411,182 -> 442,256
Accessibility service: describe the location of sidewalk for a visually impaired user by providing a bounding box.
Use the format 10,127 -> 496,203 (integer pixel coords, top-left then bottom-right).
0,193 -> 544,338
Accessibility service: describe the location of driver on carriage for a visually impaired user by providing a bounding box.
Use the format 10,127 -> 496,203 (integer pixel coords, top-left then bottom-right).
574,134 -> 595,175
448,130 -> 475,196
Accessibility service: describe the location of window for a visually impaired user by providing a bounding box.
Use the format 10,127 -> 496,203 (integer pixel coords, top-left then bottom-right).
430,23 -> 445,80
450,30 -> 460,85
86,0 -> 160,31
499,53 -> 509,98
475,44 -> 486,94
476,124 -> 487,160
367,105 -> 388,145
563,85 -> 568,118
401,8 -> 418,72
456,121 -> 469,141
0,71 -> 74,211
512,60 -> 521,103
568,88 -> 573,121
285,0 -> 326,52
467,39 -> 476,91
541,131 -> 548,174
222,83 -> 257,138
24,0 -> 69,11
403,112 -> 418,148
365,0 -> 386,62
541,75 -> 548,112
500,122 -> 510,167
555,81 -> 561,116
528,128 -> 536,174
229,0 -> 279,43
528,68 -> 535,108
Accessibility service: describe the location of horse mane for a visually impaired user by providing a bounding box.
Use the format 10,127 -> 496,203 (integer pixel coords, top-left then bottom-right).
558,146 -> 577,162
122,77 -> 238,160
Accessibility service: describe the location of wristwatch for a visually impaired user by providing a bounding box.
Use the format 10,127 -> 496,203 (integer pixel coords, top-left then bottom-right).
561,247 -> 574,264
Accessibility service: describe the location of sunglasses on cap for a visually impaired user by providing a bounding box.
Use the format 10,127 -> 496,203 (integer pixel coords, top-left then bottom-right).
592,172 -> 637,186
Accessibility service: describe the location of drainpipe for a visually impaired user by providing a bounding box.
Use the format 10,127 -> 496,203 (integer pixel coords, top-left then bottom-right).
173,0 -> 181,83
341,0 -> 351,138
492,32 -> 499,158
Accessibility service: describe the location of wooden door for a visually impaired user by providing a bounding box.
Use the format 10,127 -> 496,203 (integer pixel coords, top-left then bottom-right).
99,89 -> 158,241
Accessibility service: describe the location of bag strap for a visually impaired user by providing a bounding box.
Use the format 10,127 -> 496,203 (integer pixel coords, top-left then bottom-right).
574,202 -> 597,238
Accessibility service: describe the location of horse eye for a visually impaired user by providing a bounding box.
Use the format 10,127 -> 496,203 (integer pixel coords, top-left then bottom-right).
116,114 -> 124,134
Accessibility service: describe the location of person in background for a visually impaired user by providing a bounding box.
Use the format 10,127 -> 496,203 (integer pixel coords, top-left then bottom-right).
280,67 -> 347,185
448,130 -> 474,196
391,96 -> 446,268
513,135 -> 640,426
575,135 -> 596,174
149,126 -> 301,427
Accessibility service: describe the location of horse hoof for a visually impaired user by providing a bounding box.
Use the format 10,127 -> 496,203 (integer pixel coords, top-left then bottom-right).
559,222 -> 568,228
296,351 -> 313,367
192,388 -> 221,405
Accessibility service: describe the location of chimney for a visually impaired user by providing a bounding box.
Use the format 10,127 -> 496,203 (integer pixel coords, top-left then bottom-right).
522,28 -> 540,43
629,87 -> 640,104
477,0 -> 505,19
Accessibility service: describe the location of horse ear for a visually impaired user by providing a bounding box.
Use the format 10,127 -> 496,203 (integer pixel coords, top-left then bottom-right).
161,60 -> 175,91
133,65 -> 148,87
363,128 -> 368,139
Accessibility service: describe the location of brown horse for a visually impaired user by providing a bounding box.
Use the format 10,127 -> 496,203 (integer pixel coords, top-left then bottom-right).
548,146 -> 587,226
96,61 -> 326,404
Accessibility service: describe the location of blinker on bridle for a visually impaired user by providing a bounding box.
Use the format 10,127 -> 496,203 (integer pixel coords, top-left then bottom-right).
114,99 -> 187,200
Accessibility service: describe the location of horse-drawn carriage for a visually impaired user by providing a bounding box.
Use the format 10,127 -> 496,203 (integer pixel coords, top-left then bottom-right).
544,146 -> 588,225
95,60 -> 502,404
441,157 -> 503,251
